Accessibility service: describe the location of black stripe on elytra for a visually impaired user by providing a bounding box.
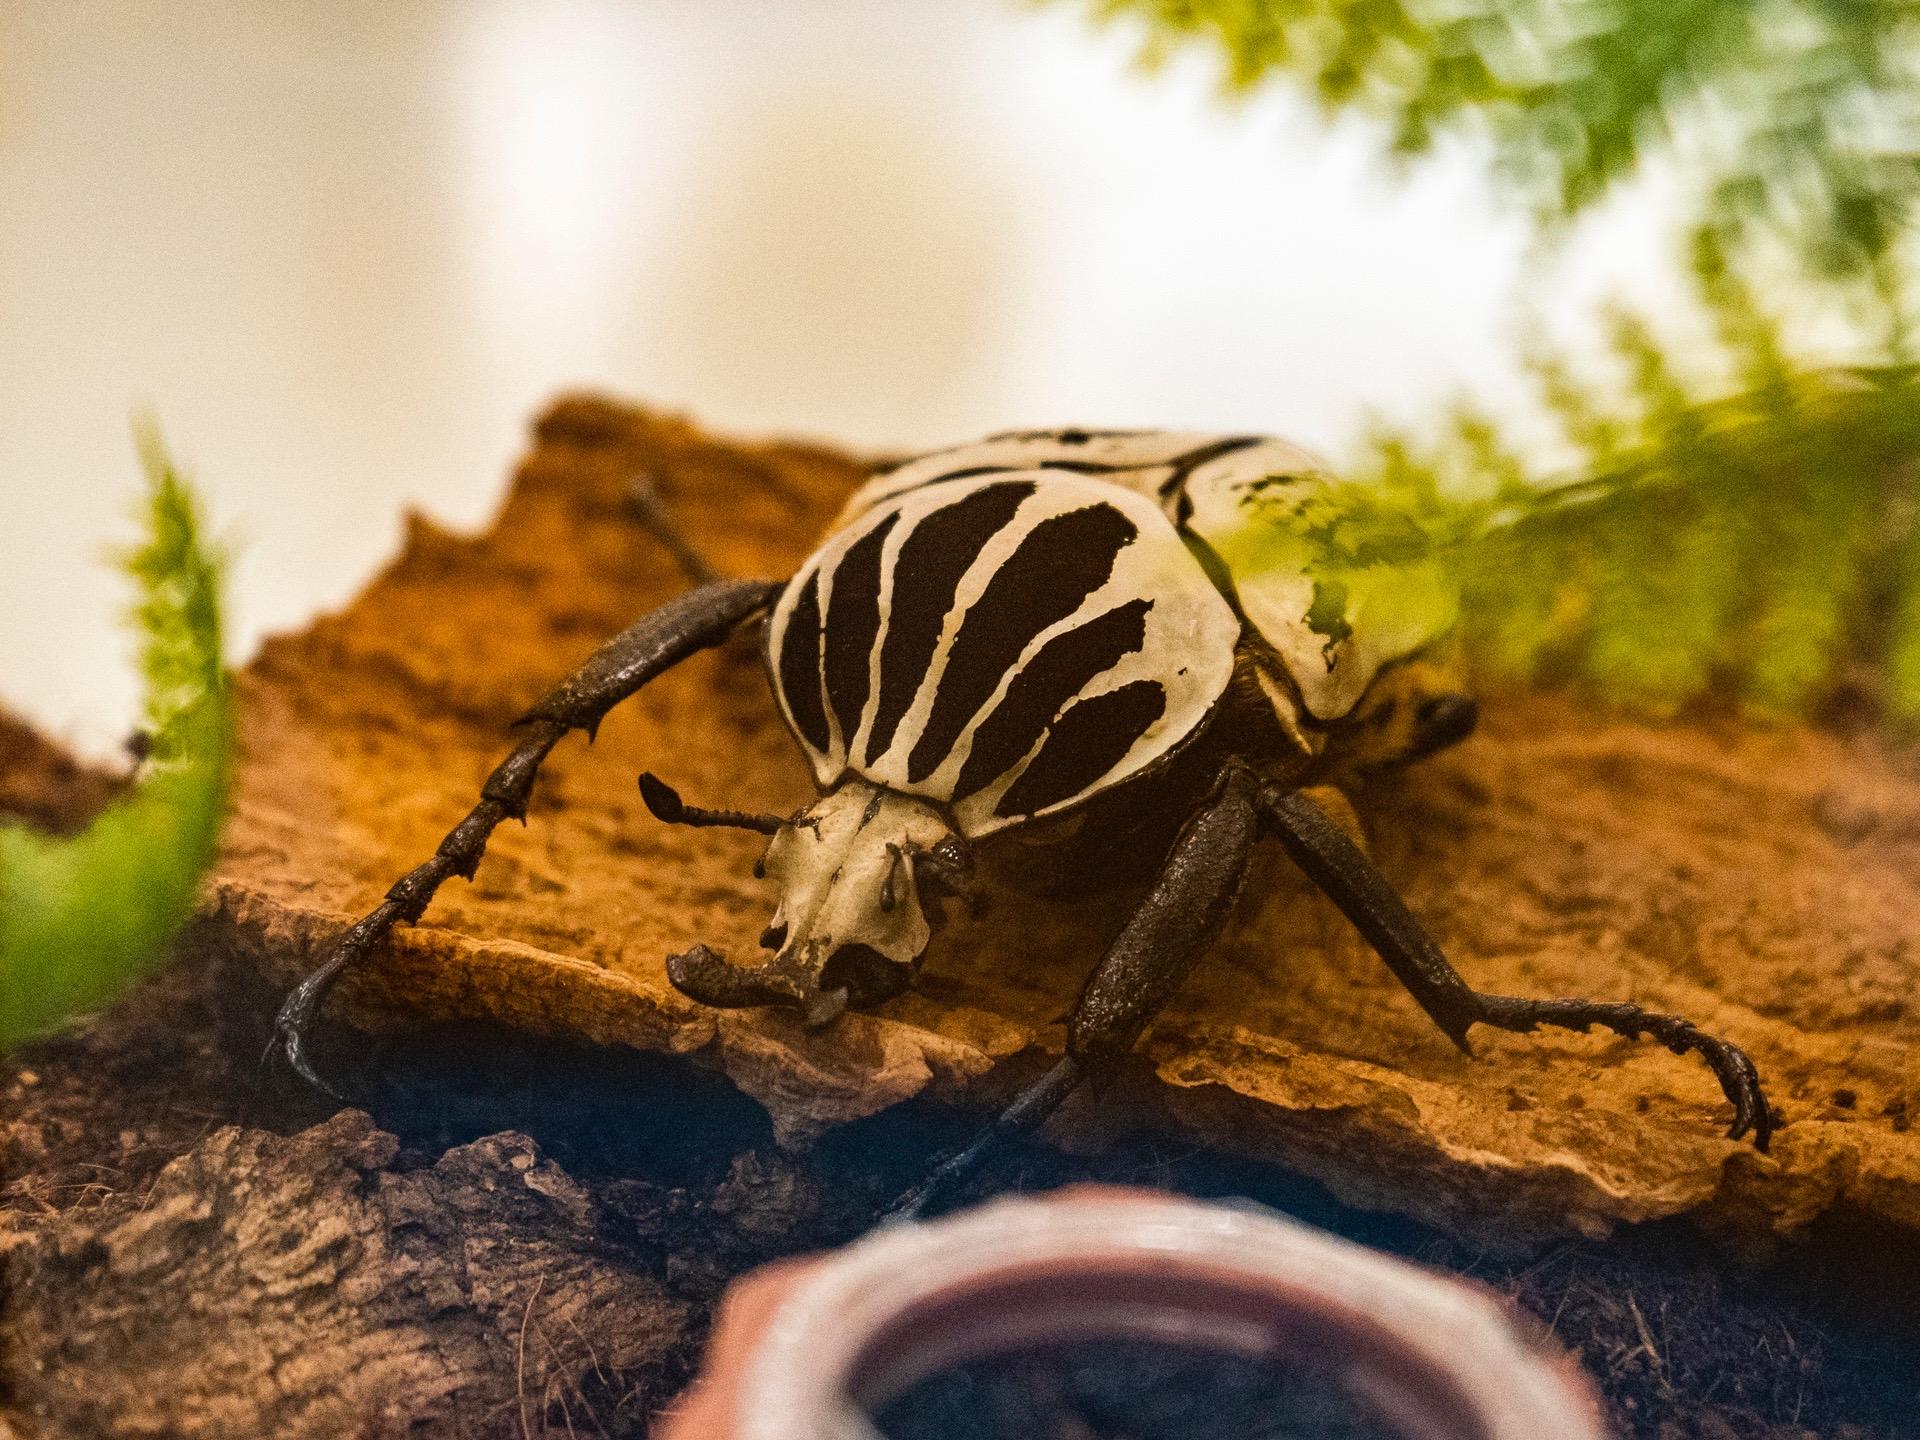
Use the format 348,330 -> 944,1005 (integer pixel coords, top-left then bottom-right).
1035,459 -> 1133,474
907,503 -> 1139,780
918,464 -> 1027,485
863,481 -> 1035,765
988,428 -> 1151,443
995,679 -> 1168,818
947,598 -> 1154,796
910,458 -> 1135,487
775,569 -> 830,752
1155,436 -> 1265,498
821,511 -> 899,748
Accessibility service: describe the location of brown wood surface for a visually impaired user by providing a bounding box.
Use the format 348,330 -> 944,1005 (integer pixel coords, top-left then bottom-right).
200,396 -> 1920,1250
8,402 -> 1920,1438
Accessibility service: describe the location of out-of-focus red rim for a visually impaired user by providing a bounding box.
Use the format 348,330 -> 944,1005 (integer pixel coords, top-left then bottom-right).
733,1195 -> 1606,1440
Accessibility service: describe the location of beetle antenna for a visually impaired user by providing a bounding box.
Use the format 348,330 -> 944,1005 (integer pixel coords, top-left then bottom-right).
640,771 -> 783,835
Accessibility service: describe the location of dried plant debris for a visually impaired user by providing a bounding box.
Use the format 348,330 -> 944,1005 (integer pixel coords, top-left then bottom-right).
208,396 -> 1920,1249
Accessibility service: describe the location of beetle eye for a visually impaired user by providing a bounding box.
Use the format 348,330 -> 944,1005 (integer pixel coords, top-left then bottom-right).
1410,694 -> 1479,758
911,837 -> 974,898
932,836 -> 972,872
759,922 -> 788,951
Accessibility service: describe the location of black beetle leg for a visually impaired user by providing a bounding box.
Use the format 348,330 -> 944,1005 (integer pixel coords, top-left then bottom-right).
888,762 -> 1262,1220
1256,784 -> 1773,1150
1466,994 -> 1771,1147
264,578 -> 783,1100
627,471 -> 723,587
884,1057 -> 1084,1223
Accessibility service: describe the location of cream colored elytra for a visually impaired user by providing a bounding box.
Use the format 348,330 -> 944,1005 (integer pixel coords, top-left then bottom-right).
838,429 -> 1456,725
768,472 -> 1241,837
677,429 -> 1465,1026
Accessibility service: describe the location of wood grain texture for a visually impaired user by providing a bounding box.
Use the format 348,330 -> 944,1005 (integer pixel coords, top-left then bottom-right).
1,1112 -> 688,1436
208,396 -> 1920,1249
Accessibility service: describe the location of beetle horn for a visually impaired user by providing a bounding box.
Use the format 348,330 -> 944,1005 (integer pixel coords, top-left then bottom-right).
666,944 -> 849,1027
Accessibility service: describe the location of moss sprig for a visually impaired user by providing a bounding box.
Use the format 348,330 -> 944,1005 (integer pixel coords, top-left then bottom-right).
0,431 -> 231,1050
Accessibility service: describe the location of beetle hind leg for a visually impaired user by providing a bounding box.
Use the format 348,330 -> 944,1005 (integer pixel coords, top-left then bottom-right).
1466,994 -> 1770,1146
1257,783 -> 1774,1149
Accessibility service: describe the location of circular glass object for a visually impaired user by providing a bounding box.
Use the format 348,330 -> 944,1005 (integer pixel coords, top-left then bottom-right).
732,1194 -> 1605,1440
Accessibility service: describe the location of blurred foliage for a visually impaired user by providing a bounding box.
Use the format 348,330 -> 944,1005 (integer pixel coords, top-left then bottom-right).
1084,0 -> 1920,719
1075,0 -> 1920,301
1233,250 -> 1920,720
0,432 -> 230,1051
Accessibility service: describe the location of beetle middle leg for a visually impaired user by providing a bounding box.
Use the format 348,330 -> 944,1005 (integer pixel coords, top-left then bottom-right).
1257,784 -> 1774,1149
889,762 -> 1263,1218
264,578 -> 782,1098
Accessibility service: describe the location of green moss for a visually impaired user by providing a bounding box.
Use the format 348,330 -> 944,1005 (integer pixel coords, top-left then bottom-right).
1312,276 -> 1920,720
0,430 -> 230,1050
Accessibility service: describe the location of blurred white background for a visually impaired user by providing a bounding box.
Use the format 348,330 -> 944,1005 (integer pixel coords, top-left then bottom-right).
0,0 -> 1686,754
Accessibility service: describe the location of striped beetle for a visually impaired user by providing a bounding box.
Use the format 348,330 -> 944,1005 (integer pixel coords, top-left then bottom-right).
272,430 -> 1771,1210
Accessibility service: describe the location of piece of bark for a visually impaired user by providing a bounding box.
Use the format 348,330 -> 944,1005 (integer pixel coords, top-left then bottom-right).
10,930 -> 1912,1440
207,396 -> 1920,1249
0,1110 -> 687,1437
8,664 -> 1916,1440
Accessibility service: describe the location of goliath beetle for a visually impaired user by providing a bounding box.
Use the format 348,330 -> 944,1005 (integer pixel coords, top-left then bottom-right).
271,430 -> 1771,1210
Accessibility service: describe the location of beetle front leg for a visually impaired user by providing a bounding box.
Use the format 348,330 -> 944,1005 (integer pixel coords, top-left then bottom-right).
889,762 -> 1263,1219
1257,785 -> 1774,1149
265,578 -> 783,1099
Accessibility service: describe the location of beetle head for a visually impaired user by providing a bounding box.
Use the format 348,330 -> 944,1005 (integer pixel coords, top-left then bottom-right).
666,782 -> 969,1027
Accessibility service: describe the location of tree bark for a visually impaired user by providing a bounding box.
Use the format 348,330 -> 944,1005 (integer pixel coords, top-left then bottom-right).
208,396 -> 1919,1248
